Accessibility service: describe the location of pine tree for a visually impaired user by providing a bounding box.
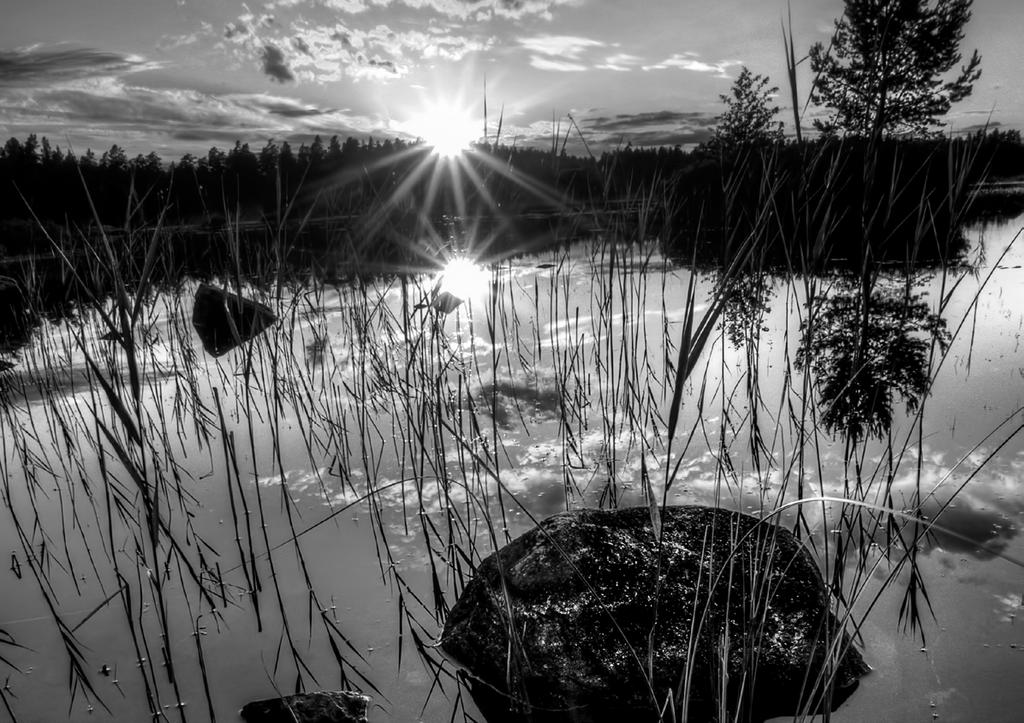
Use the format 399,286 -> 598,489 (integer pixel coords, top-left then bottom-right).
707,67 -> 783,152
809,0 -> 982,137
258,140 -> 279,177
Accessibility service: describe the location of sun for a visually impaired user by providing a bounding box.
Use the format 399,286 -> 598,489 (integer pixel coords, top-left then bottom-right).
404,101 -> 481,159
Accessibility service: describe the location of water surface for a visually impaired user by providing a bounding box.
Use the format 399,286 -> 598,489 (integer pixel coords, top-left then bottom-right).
1,215 -> 1023,722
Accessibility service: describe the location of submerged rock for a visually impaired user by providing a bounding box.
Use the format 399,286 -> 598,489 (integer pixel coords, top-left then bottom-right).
192,284 -> 276,357
430,289 -> 463,314
441,506 -> 868,722
239,690 -> 370,723
0,277 -> 34,353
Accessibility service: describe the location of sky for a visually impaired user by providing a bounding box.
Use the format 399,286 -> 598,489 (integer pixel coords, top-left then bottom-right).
1,0 -> 1022,161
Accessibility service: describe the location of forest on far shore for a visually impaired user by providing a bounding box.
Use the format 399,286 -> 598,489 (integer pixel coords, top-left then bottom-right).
1,128 -> 1023,237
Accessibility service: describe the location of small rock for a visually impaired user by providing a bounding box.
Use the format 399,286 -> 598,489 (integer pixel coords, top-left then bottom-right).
239,691 -> 370,723
192,284 -> 276,357
430,289 -> 463,314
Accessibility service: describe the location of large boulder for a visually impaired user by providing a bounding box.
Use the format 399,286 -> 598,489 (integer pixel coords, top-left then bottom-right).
239,690 -> 370,722
441,506 -> 868,722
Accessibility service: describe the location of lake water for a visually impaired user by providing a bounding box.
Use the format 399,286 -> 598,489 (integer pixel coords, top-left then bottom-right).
1,214 -> 1023,722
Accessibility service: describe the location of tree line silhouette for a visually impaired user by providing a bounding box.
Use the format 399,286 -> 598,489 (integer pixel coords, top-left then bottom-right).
2,128 -> 1015,221
0,134 -> 424,228
1,128 -> 1023,259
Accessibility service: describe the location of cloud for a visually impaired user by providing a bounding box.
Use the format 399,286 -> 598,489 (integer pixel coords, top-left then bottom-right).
157,26 -> 212,52
6,83 -> 267,135
518,35 -> 603,59
643,52 -> 742,78
261,43 -> 295,82
0,73 -> 382,159
596,53 -> 642,72
227,4 -> 498,83
221,9 -> 316,84
284,21 -> 491,82
918,496 -> 1019,559
224,9 -> 276,42
479,379 -> 564,430
319,0 -> 372,10
0,46 -> 160,86
487,0 -> 582,20
518,34 -> 603,73
275,0 -> 581,20
528,55 -> 586,72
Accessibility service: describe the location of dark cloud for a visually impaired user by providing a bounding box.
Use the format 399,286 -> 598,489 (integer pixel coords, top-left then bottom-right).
292,36 -> 312,56
481,379 -> 563,430
13,87 -> 286,149
272,107 -> 332,118
259,101 -> 335,118
0,68 -> 381,162
567,110 -> 716,148
170,128 -> 266,144
34,88 -> 197,126
0,47 -> 153,86
588,110 -> 714,132
330,31 -> 354,50
616,129 -> 714,147
959,121 -> 1004,134
16,85 -> 323,138
911,495 -> 1023,560
261,43 -> 295,83
367,57 -> 398,74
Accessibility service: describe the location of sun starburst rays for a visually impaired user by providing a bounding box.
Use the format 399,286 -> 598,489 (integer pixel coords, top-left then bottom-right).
401,100 -> 481,160
351,90 -> 574,280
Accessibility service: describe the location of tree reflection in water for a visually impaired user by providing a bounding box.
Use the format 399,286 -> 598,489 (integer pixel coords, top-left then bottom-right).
797,277 -> 949,444
720,271 -> 773,350
794,275 -> 954,639
719,271 -> 776,474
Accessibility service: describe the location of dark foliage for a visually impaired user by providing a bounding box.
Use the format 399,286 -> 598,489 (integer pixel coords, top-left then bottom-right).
705,67 -> 784,153
796,278 -> 949,442
668,130 -> 1023,270
0,128 -> 1021,283
810,0 -> 982,137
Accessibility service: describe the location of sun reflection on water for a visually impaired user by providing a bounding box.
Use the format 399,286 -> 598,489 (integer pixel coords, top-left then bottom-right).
435,256 -> 490,305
